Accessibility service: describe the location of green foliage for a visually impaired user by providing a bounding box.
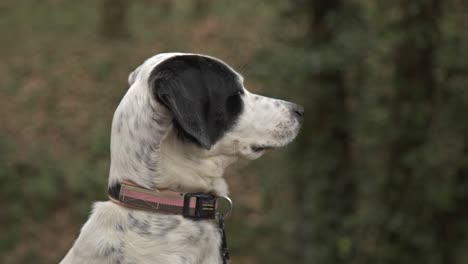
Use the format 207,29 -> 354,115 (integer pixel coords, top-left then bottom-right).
251,0 -> 468,264
1,0 -> 467,263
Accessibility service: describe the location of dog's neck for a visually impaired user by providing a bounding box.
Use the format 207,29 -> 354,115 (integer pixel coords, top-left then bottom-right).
108,83 -> 234,196
157,132 -> 237,196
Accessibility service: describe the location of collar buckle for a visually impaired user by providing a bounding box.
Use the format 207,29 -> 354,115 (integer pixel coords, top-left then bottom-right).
183,193 -> 217,220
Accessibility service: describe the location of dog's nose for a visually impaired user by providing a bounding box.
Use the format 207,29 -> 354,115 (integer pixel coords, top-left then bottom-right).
290,103 -> 304,123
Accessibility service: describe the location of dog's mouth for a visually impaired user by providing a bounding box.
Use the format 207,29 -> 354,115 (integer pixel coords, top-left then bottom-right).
250,135 -> 299,153
251,145 -> 276,153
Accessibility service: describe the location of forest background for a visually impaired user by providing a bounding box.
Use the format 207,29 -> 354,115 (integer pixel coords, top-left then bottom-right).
1,0 -> 468,263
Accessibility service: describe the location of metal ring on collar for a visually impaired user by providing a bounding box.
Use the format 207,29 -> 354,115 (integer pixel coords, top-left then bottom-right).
218,196 -> 233,218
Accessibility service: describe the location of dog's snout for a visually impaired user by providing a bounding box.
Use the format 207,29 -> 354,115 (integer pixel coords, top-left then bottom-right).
290,103 -> 304,123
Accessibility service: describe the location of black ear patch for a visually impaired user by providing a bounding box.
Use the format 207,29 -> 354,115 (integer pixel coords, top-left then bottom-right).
149,55 -> 244,149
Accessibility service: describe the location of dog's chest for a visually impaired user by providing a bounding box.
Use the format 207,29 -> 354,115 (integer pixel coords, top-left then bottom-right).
63,202 -> 222,264
122,212 -> 222,263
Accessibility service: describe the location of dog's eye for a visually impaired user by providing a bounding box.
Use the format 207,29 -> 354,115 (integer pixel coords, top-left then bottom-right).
237,90 -> 244,95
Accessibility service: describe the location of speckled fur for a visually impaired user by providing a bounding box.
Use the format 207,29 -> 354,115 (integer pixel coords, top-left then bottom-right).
61,53 -> 302,264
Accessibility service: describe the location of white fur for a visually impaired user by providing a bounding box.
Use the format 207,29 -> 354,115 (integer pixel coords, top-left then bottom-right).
61,53 -> 302,264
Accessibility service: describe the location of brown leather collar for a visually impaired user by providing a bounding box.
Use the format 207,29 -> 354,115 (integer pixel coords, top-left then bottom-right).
108,181 -> 220,220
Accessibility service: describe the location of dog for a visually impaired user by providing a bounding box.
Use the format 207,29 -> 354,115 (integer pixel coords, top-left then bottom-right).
61,53 -> 303,264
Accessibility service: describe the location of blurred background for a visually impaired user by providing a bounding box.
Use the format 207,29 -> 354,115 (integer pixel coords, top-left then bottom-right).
1,0 -> 468,263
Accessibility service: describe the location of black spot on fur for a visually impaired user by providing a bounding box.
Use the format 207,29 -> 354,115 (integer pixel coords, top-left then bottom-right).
128,212 -> 151,236
145,215 -> 182,238
102,245 -> 116,257
116,223 -> 126,232
157,217 -> 181,236
135,140 -> 158,170
178,255 -> 190,264
116,112 -> 124,133
100,240 -> 126,260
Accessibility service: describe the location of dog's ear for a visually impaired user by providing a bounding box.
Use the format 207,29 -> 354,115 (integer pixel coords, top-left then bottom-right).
156,82 -> 213,149
128,65 -> 142,86
150,56 -> 243,150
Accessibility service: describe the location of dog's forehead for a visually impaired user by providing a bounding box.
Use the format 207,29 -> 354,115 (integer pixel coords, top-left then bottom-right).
129,53 -> 244,86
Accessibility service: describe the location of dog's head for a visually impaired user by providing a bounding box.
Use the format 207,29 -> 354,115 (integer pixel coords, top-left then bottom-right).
111,53 -> 303,191
134,53 -> 303,159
